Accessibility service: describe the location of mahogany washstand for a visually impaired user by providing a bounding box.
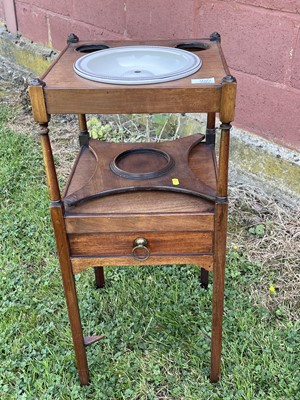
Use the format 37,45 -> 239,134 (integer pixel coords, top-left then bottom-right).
29,33 -> 236,385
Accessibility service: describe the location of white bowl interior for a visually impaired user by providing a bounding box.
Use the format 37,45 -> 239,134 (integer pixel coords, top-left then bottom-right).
74,46 -> 202,84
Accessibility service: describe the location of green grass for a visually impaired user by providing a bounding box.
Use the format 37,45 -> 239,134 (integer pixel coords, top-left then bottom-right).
1,107 -> 300,399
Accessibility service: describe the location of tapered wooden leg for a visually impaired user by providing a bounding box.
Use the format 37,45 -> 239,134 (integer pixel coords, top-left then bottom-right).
94,267 -> 105,288
210,202 -> 228,383
39,123 -> 89,385
209,74 -> 235,382
200,269 -> 209,289
51,203 -> 89,385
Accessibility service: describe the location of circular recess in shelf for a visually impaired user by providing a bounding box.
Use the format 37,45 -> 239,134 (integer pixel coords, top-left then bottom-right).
110,148 -> 175,179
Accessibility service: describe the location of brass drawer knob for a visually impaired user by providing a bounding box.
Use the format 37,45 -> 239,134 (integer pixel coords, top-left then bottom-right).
132,238 -> 150,261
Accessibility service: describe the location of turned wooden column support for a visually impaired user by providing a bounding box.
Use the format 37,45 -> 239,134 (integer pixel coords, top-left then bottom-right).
29,76 -> 89,384
39,124 -> 61,202
78,114 -> 89,146
210,74 -> 236,383
38,123 -> 89,385
217,74 -> 236,199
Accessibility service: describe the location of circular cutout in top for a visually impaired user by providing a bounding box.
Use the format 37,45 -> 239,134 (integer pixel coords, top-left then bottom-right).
110,148 -> 174,180
75,44 -> 110,53
175,42 -> 210,51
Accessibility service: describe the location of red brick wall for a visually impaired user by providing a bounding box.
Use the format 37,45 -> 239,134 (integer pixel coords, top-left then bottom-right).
195,1 -> 300,150
1,0 -> 300,150
0,0 -> 5,21
12,0 -> 197,49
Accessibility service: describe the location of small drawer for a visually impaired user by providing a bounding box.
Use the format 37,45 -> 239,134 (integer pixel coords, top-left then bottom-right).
68,231 -> 213,258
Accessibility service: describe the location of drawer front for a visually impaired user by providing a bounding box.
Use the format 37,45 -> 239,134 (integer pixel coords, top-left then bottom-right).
68,231 -> 213,258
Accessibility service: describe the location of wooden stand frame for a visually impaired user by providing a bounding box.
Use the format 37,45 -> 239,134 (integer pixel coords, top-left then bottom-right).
29,34 -> 236,385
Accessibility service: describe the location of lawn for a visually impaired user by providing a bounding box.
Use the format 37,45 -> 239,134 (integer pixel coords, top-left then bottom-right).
0,106 -> 299,399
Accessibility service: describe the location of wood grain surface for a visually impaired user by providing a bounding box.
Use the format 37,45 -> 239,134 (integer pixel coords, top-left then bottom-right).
63,134 -> 217,206
40,39 -> 227,114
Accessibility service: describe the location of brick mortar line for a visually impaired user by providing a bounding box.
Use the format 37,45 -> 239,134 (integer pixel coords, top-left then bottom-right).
16,0 -> 73,17
230,67 -> 300,95
14,0 -> 300,24
16,1 -> 73,20
16,2 -> 126,38
210,0 -> 300,20
283,24 -> 300,86
234,1 -> 300,17
123,0 -> 129,39
16,0 -> 300,19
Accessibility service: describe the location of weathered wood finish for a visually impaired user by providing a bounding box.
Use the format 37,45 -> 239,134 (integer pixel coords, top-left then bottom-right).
28,37 -> 237,385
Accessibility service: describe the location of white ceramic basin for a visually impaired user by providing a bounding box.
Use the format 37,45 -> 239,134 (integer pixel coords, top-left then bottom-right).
73,46 -> 202,84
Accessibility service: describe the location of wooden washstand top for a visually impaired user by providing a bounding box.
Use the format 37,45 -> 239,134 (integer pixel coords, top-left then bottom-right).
34,37 -> 232,116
